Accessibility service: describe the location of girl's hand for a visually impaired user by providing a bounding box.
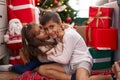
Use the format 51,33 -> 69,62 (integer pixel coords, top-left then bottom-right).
46,42 -> 63,56
46,48 -> 59,56
46,48 -> 55,55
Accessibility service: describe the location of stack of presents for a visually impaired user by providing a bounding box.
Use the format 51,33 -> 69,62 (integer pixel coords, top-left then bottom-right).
76,6 -> 118,70
0,0 -> 39,65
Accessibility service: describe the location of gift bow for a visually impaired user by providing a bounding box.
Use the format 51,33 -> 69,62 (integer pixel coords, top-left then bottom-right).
87,7 -> 111,27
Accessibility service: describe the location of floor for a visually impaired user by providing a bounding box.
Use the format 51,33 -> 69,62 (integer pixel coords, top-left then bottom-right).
0,57 -> 20,80
0,72 -> 20,80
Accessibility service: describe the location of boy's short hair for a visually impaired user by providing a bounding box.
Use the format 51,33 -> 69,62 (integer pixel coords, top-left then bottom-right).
41,11 -> 61,25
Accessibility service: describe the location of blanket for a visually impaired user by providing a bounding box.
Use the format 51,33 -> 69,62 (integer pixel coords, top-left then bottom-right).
10,71 -> 54,80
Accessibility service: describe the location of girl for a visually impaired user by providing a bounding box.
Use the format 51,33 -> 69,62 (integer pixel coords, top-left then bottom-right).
38,11 -> 93,80
0,22 -> 57,74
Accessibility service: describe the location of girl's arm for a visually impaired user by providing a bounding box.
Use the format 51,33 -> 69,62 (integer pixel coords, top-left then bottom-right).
19,49 -> 30,64
46,42 -> 63,56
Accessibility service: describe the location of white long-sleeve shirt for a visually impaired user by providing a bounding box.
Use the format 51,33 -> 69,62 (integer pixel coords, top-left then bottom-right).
47,27 -> 93,73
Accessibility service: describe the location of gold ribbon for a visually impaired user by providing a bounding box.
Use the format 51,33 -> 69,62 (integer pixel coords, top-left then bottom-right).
87,7 -> 111,27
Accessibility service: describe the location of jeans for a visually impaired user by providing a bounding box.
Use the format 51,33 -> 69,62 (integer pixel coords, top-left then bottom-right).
11,58 -> 54,74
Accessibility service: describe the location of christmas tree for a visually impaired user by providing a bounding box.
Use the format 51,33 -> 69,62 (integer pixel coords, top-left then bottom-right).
36,0 -> 77,23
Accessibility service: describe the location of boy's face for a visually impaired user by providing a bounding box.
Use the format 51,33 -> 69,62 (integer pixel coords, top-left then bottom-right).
44,20 -> 62,39
35,26 -> 48,40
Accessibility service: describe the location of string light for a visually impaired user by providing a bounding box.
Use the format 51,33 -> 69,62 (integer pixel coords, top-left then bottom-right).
64,9 -> 67,12
50,4 -> 53,7
69,9 -> 71,12
61,0 -> 64,4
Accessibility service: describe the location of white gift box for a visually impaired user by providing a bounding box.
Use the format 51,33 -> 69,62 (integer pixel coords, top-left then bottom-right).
0,0 -> 8,29
0,0 -> 8,59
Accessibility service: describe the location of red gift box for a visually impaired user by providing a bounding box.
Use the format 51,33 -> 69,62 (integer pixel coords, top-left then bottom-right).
90,28 -> 118,50
8,0 -> 35,6
8,0 -> 35,23
88,6 -> 113,28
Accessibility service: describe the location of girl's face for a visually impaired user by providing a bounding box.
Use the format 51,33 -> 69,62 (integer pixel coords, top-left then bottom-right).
44,20 -> 63,39
35,26 -> 48,40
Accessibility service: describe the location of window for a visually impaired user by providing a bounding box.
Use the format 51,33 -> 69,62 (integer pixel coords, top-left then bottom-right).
68,0 -> 109,17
